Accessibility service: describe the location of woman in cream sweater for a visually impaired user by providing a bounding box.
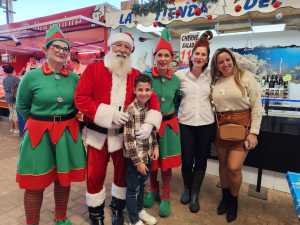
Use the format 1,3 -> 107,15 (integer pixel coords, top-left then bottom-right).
211,48 -> 262,223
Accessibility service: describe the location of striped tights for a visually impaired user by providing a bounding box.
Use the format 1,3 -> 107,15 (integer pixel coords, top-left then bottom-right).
24,182 -> 70,224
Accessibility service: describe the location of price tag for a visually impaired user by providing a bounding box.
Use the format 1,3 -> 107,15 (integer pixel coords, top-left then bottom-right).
283,74 -> 292,82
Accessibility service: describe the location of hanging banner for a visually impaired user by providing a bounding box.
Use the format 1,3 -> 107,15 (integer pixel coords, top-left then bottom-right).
106,0 -> 300,29
0,4 -> 107,34
180,31 -> 202,65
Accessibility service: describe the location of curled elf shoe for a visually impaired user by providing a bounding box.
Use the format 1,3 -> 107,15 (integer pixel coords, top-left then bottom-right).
54,219 -> 72,225
159,200 -> 171,217
144,192 -> 159,208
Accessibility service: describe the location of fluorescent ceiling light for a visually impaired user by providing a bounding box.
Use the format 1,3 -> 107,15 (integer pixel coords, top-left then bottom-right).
217,30 -> 252,36
252,24 -> 286,33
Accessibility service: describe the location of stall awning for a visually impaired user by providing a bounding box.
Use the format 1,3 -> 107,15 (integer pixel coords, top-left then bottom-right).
0,4 -> 113,55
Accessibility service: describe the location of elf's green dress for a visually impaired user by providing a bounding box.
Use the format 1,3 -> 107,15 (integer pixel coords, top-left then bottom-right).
16,63 -> 86,190
146,68 -> 181,171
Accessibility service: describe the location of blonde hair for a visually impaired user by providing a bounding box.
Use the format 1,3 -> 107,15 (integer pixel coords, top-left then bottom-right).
211,48 -> 246,96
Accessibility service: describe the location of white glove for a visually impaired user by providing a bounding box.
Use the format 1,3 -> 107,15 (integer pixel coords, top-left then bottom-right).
112,110 -> 129,126
136,123 -> 154,140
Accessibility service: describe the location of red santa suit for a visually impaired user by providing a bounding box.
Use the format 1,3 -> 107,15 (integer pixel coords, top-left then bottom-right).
75,57 -> 161,208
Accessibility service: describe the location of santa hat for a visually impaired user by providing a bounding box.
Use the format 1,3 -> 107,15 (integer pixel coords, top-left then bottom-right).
189,30 -> 213,70
108,32 -> 134,50
154,28 -> 173,56
44,24 -> 70,48
193,30 -> 213,50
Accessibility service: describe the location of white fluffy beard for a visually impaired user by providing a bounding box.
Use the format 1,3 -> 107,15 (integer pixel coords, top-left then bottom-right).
104,50 -> 132,76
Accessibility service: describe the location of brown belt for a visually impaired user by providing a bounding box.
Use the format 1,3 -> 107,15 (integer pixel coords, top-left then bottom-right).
216,110 -> 250,127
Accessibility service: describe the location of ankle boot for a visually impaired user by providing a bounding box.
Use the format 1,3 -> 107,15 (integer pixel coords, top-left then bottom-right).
88,203 -> 105,225
110,197 -> 125,225
189,170 -> 205,213
180,170 -> 192,204
226,193 -> 238,223
217,188 -> 230,215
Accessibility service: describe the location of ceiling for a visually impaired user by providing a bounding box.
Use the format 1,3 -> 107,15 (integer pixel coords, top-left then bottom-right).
167,7 -> 300,38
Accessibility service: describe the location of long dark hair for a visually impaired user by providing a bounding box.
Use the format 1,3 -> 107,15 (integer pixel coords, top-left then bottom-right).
211,48 -> 246,96
189,30 -> 213,71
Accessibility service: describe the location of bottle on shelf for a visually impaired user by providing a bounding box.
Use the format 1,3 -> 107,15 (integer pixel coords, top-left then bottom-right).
283,80 -> 289,99
269,74 -> 275,98
278,76 -> 284,99
274,74 -> 280,98
260,76 -> 266,97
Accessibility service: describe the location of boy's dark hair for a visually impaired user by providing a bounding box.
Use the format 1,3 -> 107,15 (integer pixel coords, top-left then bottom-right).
2,64 -> 14,74
134,74 -> 152,87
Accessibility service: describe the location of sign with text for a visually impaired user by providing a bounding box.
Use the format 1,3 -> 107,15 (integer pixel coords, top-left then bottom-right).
180,31 -> 202,65
106,0 -> 300,29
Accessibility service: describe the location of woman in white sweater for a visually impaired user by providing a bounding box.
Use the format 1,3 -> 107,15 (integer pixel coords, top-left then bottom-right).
211,48 -> 262,223
176,31 -> 216,213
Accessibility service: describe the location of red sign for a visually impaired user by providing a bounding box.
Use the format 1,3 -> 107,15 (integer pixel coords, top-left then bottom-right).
0,4 -> 105,33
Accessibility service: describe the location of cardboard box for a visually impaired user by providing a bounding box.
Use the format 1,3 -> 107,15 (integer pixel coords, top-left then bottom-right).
286,171 -> 300,217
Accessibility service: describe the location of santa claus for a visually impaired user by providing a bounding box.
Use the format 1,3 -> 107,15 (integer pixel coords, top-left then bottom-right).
75,32 -> 162,225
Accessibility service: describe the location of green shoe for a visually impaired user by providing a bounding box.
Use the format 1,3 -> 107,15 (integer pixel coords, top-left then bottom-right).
159,200 -> 171,217
144,192 -> 155,208
54,219 -> 72,225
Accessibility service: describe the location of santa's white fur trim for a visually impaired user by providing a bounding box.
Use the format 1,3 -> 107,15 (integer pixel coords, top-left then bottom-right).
108,33 -> 134,49
145,109 -> 162,130
107,134 -> 124,153
111,183 -> 126,200
83,127 -> 106,150
94,104 -> 114,128
86,188 -> 106,207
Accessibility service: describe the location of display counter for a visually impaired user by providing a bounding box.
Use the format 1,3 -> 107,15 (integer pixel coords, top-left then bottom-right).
245,98 -> 300,173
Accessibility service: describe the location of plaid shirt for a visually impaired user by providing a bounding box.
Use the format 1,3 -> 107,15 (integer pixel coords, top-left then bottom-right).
124,99 -> 158,165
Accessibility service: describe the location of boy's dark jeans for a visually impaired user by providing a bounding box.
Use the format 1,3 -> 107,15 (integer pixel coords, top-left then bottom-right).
126,159 -> 149,224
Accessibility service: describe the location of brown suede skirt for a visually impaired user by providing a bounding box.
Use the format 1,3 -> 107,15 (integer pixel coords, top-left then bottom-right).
215,110 -> 251,151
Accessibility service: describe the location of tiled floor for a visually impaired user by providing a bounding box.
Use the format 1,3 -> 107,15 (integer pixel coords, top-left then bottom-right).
0,117 -> 298,225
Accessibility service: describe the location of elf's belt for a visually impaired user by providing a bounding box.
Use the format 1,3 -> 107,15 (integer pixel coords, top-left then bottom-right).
86,123 -> 124,136
159,112 -> 179,136
29,111 -> 77,122
162,112 -> 177,121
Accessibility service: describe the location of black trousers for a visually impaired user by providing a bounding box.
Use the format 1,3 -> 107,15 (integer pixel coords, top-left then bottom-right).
180,123 -> 216,173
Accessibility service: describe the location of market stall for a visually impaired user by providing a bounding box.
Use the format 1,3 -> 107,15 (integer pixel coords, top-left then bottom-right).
107,0 -> 300,193
0,3 -> 116,109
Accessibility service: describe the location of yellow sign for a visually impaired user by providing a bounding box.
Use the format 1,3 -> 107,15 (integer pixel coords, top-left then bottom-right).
283,74 -> 292,82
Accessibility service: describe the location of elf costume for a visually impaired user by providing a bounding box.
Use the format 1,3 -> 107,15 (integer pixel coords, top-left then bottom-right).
144,29 -> 181,217
16,24 -> 86,225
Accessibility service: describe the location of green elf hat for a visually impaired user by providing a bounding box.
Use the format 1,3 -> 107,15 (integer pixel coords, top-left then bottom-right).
154,28 -> 173,56
44,24 -> 70,48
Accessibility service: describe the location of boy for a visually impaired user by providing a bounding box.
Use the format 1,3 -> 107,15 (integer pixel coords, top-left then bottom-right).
2,64 -> 20,135
124,74 -> 159,225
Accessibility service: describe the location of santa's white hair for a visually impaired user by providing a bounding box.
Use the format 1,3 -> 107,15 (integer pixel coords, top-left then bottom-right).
104,49 -> 132,76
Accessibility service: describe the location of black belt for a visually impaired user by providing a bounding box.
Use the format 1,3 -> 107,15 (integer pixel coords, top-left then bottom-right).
162,112 -> 177,121
86,123 -> 124,135
30,111 -> 77,122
